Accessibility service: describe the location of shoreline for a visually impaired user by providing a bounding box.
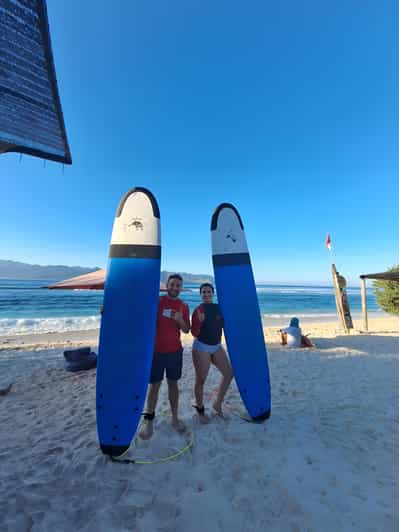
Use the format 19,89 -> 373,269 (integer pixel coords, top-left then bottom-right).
0,315 -> 396,351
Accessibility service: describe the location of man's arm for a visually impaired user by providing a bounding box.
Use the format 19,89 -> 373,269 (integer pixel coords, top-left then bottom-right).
173,304 -> 190,333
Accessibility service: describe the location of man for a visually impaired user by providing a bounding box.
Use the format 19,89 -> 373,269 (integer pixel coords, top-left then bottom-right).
139,274 -> 190,440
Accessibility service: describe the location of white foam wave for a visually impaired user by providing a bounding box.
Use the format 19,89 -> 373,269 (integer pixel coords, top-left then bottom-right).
0,316 -> 100,336
263,312 -> 337,319
256,287 -> 363,295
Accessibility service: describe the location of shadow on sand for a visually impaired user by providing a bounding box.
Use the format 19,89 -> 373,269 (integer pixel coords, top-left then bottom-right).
313,333 -> 399,356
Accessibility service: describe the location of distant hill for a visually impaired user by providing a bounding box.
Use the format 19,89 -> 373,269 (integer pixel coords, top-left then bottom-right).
0,260 -> 212,284
0,260 -> 101,281
161,271 -> 213,285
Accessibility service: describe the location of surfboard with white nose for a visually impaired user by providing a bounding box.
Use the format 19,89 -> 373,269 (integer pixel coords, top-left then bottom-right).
96,187 -> 161,456
211,203 -> 271,421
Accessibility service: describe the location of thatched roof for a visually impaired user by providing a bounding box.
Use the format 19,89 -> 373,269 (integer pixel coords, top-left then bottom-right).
360,271 -> 399,282
0,0 -> 72,164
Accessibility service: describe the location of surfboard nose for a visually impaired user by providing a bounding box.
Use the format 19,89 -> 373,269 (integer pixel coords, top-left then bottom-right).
110,187 -> 161,250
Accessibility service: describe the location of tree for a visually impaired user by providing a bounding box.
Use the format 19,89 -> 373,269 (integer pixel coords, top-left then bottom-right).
373,265 -> 399,316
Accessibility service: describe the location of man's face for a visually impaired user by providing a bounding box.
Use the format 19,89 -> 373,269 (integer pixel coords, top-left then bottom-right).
167,278 -> 182,298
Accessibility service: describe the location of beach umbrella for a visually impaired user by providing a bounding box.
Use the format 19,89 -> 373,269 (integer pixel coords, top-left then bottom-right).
47,270 -> 167,291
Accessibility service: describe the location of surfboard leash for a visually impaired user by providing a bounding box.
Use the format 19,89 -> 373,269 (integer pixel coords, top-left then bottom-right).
110,434 -> 194,465
224,403 -> 270,424
108,411 -> 194,465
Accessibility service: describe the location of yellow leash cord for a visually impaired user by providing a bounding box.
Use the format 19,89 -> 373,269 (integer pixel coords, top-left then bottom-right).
109,411 -> 194,465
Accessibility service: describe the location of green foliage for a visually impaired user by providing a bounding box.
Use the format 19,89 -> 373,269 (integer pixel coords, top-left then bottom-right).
373,265 -> 399,316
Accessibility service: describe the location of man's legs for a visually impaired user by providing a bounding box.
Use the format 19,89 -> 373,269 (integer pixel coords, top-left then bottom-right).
167,379 -> 185,432
139,352 -> 164,440
139,381 -> 162,440
166,349 -> 185,432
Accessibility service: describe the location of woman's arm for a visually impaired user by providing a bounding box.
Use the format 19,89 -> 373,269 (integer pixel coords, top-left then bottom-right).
191,306 -> 202,337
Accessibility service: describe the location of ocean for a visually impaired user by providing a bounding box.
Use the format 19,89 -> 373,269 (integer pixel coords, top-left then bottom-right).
0,279 -> 383,336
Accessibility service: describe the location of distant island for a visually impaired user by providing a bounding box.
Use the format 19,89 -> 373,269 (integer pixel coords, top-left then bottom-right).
0,260 -> 213,284
0,260 -> 101,281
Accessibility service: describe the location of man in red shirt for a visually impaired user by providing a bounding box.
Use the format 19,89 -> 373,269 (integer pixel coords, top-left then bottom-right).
139,274 -> 190,440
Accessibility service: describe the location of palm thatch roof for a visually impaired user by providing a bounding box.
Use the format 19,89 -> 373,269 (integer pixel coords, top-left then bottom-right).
360,271 -> 399,282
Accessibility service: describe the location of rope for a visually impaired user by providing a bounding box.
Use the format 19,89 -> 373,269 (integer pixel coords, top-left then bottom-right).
109,411 -> 194,465
224,403 -> 269,424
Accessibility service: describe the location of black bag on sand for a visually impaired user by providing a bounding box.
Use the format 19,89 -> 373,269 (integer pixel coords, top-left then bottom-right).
64,346 -> 91,362
63,347 -> 97,372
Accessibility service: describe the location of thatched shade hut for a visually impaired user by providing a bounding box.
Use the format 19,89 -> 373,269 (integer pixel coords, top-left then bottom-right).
359,271 -> 399,331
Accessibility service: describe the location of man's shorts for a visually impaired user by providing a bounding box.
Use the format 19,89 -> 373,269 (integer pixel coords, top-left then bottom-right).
149,349 -> 183,383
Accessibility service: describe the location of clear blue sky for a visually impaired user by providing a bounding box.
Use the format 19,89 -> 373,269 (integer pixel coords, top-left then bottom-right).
1,0 -> 398,284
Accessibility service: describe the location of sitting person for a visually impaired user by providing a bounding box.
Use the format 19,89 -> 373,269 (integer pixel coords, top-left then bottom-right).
280,317 -> 315,348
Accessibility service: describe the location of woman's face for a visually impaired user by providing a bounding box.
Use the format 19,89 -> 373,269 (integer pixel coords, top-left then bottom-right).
200,286 -> 214,304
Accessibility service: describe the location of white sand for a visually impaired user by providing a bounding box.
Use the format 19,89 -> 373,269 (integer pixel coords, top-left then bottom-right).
1,317 -> 399,531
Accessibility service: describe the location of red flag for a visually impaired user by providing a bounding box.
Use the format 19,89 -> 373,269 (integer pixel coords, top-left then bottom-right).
326,233 -> 332,251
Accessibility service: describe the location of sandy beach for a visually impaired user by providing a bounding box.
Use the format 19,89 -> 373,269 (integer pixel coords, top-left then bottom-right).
1,316 -> 399,531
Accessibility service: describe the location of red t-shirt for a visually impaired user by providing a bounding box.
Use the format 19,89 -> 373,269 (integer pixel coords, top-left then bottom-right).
154,296 -> 190,353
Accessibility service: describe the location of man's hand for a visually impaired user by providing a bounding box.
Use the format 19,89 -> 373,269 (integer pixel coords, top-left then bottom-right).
172,310 -> 183,322
172,309 -> 190,333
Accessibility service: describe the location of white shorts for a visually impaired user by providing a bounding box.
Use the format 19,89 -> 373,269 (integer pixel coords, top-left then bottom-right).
193,339 -> 221,355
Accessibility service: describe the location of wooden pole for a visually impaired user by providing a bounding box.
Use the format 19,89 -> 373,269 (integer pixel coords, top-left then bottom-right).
360,277 -> 368,332
331,263 -> 348,333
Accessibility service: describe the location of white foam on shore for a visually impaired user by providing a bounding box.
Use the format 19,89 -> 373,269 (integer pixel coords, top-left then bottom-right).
264,312 -> 337,319
0,316 -> 100,336
263,310 -> 386,326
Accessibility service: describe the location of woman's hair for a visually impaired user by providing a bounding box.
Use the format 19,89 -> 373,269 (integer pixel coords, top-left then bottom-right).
200,282 -> 214,294
290,317 -> 299,328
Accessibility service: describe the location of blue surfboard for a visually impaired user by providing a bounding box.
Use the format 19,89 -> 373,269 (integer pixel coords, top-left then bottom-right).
211,203 -> 271,421
96,187 -> 161,456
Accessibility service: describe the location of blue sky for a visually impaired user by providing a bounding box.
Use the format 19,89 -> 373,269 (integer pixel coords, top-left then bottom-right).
1,0 -> 398,284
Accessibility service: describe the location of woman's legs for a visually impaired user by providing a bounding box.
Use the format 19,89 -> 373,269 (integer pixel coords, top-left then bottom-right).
192,348 -> 211,423
301,335 -> 315,348
211,346 -> 233,414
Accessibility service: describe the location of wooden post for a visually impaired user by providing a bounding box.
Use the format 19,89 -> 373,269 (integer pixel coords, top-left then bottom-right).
331,264 -> 348,333
360,277 -> 368,332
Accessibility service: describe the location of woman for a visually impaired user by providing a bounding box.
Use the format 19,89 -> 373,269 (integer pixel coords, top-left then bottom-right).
191,283 -> 233,423
280,317 -> 315,348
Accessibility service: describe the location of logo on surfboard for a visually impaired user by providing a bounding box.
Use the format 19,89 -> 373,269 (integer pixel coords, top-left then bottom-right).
128,218 -> 144,231
226,230 -> 237,243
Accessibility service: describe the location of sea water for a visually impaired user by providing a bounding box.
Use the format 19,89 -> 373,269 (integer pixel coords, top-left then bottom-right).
0,279 -> 383,336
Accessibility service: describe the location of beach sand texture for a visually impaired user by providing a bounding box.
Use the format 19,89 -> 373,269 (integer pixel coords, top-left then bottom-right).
1,317 -> 398,531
